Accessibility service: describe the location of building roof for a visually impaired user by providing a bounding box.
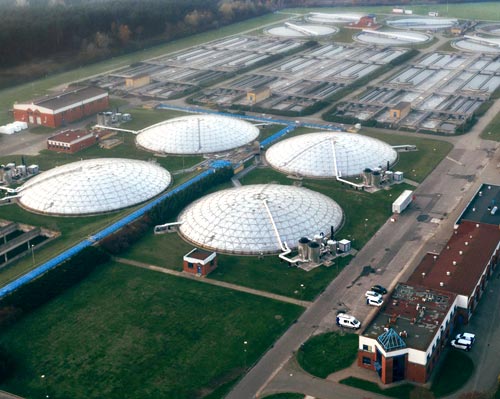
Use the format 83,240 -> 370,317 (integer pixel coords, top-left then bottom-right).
363,283 -> 456,351
48,129 -> 92,144
265,132 -> 397,178
458,183 -> 500,226
136,115 -> 259,155
18,87 -> 107,111
178,184 -> 344,255
184,248 -> 215,261
406,220 -> 500,296
391,101 -> 411,111
378,328 -> 406,352
18,158 -> 171,216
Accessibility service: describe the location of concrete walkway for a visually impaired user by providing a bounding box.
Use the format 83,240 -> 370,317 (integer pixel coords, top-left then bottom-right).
114,257 -> 312,308
262,357 -> 390,399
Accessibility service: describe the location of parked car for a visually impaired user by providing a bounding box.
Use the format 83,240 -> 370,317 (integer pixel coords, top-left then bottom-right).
451,338 -> 472,351
336,313 -> 361,329
365,290 -> 382,300
371,285 -> 388,295
456,332 -> 475,344
367,296 -> 383,307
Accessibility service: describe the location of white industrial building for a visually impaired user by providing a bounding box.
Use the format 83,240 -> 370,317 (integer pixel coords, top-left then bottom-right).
177,184 -> 343,255
265,132 -> 397,179
136,114 -> 259,155
11,158 -> 171,216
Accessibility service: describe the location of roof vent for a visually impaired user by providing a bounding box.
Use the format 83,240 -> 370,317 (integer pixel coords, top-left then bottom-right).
479,191 -> 483,196
459,250 -> 463,255
422,272 -> 426,278
446,271 -> 451,276
452,261 -> 457,265
433,255 -> 437,260
440,282 -> 444,287
470,235 -> 473,239
476,224 -> 480,228
465,242 -> 469,246
446,246 -> 450,250
472,207 -> 476,212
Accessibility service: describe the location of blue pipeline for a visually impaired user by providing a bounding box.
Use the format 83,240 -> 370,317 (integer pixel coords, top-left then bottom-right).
0,162 -> 230,300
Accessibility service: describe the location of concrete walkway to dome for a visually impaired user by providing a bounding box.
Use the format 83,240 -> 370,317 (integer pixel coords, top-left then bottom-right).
114,257 -> 312,308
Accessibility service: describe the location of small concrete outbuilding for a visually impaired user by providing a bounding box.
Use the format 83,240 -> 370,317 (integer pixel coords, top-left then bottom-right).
183,248 -> 217,276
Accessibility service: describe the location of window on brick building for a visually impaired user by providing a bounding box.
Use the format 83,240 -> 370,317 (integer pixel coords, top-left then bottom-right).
188,262 -> 193,269
362,357 -> 371,365
362,344 -> 371,351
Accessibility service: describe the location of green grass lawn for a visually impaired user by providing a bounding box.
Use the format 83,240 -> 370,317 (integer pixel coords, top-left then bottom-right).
297,332 -> 358,378
481,111 -> 500,142
431,350 -> 474,397
339,377 -> 417,399
0,261 -> 303,399
360,129 -> 453,182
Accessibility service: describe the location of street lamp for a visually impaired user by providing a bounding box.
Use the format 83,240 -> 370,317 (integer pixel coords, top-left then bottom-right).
41,374 -> 48,398
31,244 -> 35,265
243,341 -> 248,369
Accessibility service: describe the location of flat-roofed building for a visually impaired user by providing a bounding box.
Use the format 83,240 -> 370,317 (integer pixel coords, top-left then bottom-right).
125,73 -> 151,88
389,101 -> 411,121
183,248 -> 217,276
47,129 -> 97,154
13,86 -> 109,128
358,183 -> 500,384
358,283 -> 458,384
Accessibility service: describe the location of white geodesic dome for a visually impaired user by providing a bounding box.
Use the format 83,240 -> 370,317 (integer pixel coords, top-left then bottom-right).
265,132 -> 397,178
387,17 -> 457,30
177,184 -> 343,255
18,158 -> 171,215
136,114 -> 259,155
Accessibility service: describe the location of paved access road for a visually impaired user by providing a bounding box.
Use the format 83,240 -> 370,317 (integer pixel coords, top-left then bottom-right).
226,100 -> 500,399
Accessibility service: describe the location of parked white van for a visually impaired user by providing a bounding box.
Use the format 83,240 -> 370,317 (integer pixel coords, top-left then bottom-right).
336,313 -> 361,329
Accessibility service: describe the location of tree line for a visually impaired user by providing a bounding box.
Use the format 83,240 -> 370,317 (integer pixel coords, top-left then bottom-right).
0,0 -> 276,72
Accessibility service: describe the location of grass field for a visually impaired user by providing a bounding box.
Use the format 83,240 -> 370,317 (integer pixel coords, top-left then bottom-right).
481,111 -> 500,141
361,129 -> 453,183
0,261 -> 303,399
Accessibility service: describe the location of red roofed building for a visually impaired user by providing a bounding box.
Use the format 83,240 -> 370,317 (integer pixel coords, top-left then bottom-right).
407,221 -> 500,323
359,183 -> 500,385
13,86 -> 109,128
358,284 -> 458,384
47,129 -> 97,154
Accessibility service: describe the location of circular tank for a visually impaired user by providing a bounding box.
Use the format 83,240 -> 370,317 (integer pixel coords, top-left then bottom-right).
308,241 -> 321,263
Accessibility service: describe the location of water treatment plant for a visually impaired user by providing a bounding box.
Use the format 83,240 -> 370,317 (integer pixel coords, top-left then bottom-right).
1,3 -> 500,399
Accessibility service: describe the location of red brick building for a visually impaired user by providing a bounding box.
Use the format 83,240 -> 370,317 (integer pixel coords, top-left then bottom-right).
183,248 -> 217,276
13,86 -> 109,128
47,129 -> 97,154
358,183 -> 500,384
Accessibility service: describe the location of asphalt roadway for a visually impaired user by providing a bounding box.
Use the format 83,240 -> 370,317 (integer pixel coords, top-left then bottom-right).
226,101 -> 500,398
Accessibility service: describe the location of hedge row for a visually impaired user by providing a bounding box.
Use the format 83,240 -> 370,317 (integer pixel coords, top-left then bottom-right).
99,166 -> 234,255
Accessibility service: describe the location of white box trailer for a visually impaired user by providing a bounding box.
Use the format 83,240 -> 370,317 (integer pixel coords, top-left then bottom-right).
392,190 -> 413,214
